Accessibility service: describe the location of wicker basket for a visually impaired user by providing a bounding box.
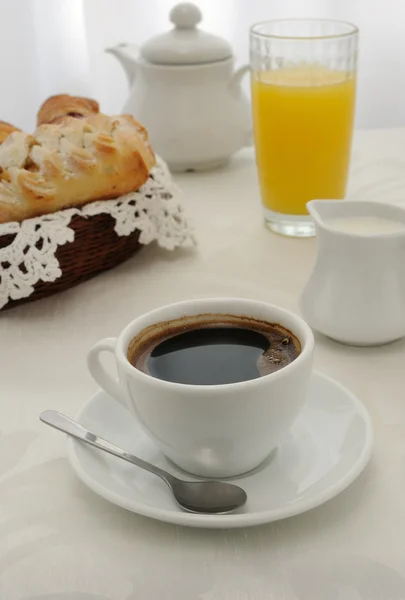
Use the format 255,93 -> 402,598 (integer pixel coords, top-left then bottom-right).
0,213 -> 142,311
0,157 -> 191,311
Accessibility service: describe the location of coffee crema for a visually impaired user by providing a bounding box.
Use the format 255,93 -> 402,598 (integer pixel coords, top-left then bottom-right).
127,313 -> 301,386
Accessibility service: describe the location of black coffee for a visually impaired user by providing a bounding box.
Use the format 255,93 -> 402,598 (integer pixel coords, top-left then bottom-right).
128,314 -> 301,386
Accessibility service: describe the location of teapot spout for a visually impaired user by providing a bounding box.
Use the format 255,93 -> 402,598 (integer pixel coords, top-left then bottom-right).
105,43 -> 138,87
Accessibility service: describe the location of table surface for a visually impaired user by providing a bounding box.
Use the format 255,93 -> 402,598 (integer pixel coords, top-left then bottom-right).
2,128 -> 405,599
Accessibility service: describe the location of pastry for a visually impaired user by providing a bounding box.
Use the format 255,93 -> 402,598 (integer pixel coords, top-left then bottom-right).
0,121 -> 21,144
0,111 -> 155,223
37,94 -> 100,126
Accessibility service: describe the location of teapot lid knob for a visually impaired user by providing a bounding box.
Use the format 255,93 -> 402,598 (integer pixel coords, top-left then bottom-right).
141,1 -> 232,65
170,3 -> 202,29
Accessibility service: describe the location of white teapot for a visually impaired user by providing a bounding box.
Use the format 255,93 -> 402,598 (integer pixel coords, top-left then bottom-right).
106,2 -> 252,172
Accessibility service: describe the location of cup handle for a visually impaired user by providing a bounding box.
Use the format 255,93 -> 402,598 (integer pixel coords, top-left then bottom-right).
87,338 -> 128,408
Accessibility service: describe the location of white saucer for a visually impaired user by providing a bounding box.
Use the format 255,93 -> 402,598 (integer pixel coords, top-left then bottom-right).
67,372 -> 373,529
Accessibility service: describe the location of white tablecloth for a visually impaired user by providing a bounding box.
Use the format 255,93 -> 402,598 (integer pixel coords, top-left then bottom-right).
1,129 -> 405,599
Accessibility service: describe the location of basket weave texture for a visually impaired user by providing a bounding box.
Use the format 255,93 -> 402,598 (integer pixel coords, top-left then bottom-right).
0,212 -> 141,311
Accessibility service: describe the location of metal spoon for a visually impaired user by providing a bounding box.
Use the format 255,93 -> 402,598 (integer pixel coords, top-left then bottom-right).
40,410 -> 247,515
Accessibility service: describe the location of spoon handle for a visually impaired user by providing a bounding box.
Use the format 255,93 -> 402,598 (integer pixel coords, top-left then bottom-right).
40,410 -> 175,486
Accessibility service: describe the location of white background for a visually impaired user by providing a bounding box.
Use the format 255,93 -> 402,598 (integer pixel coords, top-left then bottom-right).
2,0 -> 405,132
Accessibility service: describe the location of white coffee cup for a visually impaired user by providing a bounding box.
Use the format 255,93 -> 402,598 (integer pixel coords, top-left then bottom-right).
87,298 -> 314,478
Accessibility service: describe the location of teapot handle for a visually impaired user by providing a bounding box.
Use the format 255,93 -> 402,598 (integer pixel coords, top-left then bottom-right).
229,64 -> 253,148
229,64 -> 250,92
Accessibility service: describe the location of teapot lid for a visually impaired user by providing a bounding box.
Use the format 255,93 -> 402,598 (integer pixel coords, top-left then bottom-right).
140,2 -> 233,65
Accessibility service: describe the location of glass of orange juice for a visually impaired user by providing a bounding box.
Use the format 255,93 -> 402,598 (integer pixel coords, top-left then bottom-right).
250,20 -> 358,237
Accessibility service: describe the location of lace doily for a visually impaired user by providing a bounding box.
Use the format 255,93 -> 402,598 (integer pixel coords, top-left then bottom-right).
0,156 -> 194,309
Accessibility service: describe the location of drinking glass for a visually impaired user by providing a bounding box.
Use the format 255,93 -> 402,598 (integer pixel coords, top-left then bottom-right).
250,19 -> 358,237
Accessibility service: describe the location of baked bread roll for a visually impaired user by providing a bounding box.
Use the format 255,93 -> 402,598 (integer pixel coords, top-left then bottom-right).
0,112 -> 155,223
37,94 -> 100,126
0,121 -> 21,144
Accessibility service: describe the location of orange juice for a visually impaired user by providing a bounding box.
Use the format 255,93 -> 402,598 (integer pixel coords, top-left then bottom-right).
252,67 -> 356,215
